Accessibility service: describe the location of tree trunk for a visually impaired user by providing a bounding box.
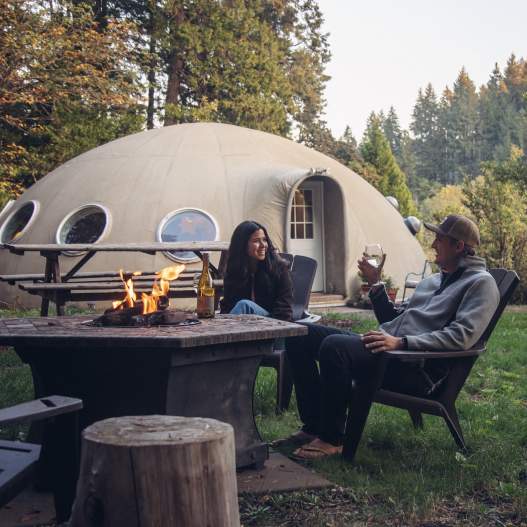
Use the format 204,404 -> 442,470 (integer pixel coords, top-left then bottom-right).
146,8 -> 156,130
70,415 -> 240,527
164,6 -> 185,126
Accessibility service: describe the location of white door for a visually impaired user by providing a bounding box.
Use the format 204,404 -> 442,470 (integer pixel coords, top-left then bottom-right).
288,181 -> 325,291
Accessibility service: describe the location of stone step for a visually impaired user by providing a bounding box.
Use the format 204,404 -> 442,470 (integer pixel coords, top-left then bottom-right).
309,293 -> 347,309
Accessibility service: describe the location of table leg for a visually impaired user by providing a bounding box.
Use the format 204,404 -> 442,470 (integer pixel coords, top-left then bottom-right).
166,341 -> 272,469
40,258 -> 52,317
50,254 -> 63,316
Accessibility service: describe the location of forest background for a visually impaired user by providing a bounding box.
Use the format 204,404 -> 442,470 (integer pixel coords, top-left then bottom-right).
1,0 -> 526,299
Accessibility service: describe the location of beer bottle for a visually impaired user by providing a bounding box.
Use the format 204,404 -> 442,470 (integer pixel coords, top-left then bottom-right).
196,253 -> 215,318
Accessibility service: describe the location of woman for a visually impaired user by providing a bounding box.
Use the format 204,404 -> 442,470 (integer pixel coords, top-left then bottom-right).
220,221 -> 293,321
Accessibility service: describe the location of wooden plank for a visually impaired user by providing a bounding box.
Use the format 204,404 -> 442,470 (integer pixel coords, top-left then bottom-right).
0,396 -> 83,426
33,291 -> 203,302
4,242 -> 230,254
0,440 -> 41,508
1,271 -> 199,283
19,280 -> 222,291
0,315 -> 307,349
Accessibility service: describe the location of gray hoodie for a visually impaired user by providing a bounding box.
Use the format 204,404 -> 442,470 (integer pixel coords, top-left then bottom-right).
373,255 -> 500,351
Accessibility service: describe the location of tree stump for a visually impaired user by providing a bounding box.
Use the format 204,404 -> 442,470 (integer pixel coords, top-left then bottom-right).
70,415 -> 240,527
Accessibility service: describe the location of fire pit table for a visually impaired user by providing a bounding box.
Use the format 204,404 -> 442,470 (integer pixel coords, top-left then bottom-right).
0,314 -> 306,471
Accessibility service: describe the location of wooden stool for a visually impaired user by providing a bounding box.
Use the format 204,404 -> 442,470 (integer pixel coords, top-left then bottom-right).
70,415 -> 240,527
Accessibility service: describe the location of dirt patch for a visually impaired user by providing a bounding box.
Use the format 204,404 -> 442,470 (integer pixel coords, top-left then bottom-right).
239,487 -> 527,526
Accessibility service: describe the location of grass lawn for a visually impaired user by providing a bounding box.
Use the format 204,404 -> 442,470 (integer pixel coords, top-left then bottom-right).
0,308 -> 526,526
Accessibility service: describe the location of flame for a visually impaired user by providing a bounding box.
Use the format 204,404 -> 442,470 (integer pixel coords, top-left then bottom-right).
157,264 -> 185,281
112,265 -> 185,314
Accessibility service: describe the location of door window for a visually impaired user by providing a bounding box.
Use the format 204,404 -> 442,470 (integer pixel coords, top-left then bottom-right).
290,189 -> 314,239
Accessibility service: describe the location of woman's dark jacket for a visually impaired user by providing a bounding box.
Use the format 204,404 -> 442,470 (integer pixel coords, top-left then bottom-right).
220,263 -> 293,321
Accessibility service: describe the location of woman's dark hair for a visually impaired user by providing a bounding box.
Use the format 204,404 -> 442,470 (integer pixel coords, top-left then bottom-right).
225,221 -> 286,282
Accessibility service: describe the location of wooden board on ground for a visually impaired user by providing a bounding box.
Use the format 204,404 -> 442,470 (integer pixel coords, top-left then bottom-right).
237,451 -> 332,494
0,452 -> 332,526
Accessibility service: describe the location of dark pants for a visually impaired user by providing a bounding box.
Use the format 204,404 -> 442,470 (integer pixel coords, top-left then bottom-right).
286,324 -> 430,445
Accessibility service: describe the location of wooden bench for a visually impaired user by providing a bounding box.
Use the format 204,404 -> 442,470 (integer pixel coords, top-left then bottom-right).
2,270 -> 224,315
1,241 -> 229,315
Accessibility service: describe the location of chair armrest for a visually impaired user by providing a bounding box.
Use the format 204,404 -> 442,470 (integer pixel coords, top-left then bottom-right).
381,346 -> 485,359
0,396 -> 83,426
404,271 -> 422,281
295,312 -> 321,324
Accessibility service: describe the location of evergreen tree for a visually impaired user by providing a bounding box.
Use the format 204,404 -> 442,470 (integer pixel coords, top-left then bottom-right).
447,68 -> 480,180
382,106 -> 403,160
436,85 -> 456,183
298,117 -> 338,158
503,54 -> 527,112
478,64 -> 523,162
333,125 -> 359,167
411,84 -> 442,182
503,54 -> 527,149
161,0 -> 330,136
360,114 -> 416,216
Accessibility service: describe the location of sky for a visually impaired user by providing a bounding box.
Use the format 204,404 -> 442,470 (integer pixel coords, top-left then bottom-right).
317,0 -> 527,140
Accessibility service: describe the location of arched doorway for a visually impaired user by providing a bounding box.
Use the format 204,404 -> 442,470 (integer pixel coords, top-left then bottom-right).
287,174 -> 345,294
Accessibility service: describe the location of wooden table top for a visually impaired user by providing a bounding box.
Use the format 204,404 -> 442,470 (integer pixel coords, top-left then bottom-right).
0,314 -> 307,349
2,241 -> 230,255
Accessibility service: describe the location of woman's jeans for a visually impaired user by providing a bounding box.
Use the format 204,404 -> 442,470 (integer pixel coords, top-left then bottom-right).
229,299 -> 270,317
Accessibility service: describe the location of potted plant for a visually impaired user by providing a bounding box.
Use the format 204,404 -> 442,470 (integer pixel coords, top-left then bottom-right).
383,275 -> 399,302
355,271 -> 399,307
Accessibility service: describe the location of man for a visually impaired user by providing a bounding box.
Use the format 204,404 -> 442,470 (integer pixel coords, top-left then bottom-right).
283,214 -> 500,459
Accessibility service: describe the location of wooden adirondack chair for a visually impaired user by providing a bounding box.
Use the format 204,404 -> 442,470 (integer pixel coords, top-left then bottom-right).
342,268 -> 520,461
0,395 -> 82,521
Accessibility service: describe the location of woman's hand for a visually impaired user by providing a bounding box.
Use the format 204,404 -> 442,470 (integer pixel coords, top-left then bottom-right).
362,331 -> 403,353
357,255 -> 381,286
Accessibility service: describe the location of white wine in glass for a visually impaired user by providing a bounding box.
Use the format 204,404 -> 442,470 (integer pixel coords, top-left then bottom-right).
364,244 -> 384,268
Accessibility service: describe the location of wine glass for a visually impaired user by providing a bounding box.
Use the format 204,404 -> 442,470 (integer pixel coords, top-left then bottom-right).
364,244 -> 384,269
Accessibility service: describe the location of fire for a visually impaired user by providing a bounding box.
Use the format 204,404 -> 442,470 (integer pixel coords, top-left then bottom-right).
112,265 -> 185,314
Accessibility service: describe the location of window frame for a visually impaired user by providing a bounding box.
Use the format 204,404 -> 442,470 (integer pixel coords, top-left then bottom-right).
156,207 -> 220,263
55,203 -> 112,256
0,200 -> 40,244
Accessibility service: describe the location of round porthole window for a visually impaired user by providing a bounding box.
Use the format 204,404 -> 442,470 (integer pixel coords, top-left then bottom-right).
158,209 -> 219,262
0,201 -> 39,243
56,204 -> 110,250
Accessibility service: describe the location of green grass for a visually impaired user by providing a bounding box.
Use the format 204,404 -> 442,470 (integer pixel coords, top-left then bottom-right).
251,311 -> 527,525
1,308 -> 526,525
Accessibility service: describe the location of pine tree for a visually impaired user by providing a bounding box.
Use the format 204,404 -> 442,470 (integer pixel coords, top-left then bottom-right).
382,106 -> 403,160
411,84 -> 442,183
436,85 -> 456,184
447,68 -> 480,180
333,125 -> 359,166
360,114 -> 416,216
161,0 -> 330,136
478,64 -> 523,162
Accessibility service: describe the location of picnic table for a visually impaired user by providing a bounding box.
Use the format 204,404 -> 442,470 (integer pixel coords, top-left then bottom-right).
1,242 -> 229,315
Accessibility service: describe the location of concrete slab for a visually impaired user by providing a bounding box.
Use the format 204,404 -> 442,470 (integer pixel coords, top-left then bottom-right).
0,486 -> 55,527
0,452 -> 332,525
237,451 -> 332,494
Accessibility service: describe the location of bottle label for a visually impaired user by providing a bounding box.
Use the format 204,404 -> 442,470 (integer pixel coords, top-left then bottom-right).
197,291 -> 215,318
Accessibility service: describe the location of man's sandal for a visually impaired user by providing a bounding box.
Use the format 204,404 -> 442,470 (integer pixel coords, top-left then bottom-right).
271,430 -> 316,448
292,438 -> 343,460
